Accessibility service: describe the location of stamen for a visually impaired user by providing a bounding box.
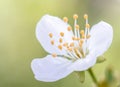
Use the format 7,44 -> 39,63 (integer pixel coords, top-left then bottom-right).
74,47 -> 81,58
72,37 -> 79,40
73,14 -> 78,38
63,17 -> 68,22
60,32 -> 64,37
79,42 -> 83,47
76,37 -> 80,40
84,14 -> 88,20
52,53 -> 57,58
84,14 -> 89,38
49,33 -> 53,38
82,35 -> 85,39
58,45 -> 62,50
73,14 -> 78,19
86,24 -> 90,28
80,30 -> 84,35
51,40 -> 54,45
67,47 -> 72,52
86,35 -> 91,39
67,26 -> 72,31
63,42 -> 68,47
75,25 -> 79,30
66,50 -> 78,59
70,42 -> 74,47
80,30 -> 85,39
80,39 -> 84,44
59,38 -> 63,43
51,14 -> 91,60
72,37 -> 76,40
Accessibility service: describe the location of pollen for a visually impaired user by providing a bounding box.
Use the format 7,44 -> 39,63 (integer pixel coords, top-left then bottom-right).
63,42 -> 68,47
49,33 -> 53,38
63,17 -> 68,22
75,25 -> 79,30
67,26 -> 72,31
72,37 -> 76,40
70,42 -> 74,47
60,32 -> 64,37
80,39 -> 84,44
82,35 -> 85,39
58,45 -> 62,50
86,24 -> 90,28
73,14 -> 78,19
50,40 -> 54,45
80,30 -> 84,35
77,37 -> 80,40
80,30 -> 85,39
86,35 -> 91,39
52,53 -> 57,58
59,38 -> 63,43
67,47 -> 72,52
79,42 -> 83,47
84,14 -> 88,20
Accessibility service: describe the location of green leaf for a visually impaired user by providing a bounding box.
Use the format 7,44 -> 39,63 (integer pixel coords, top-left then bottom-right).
75,71 -> 85,83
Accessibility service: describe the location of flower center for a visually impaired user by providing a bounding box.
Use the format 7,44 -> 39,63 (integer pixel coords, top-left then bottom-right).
49,14 -> 91,61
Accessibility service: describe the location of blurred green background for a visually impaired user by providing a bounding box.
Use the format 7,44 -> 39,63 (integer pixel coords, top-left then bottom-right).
0,0 -> 120,87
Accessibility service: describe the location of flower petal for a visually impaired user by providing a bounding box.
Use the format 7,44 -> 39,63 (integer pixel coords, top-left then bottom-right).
88,21 -> 113,57
31,55 -> 73,82
36,15 -> 74,55
69,52 -> 97,71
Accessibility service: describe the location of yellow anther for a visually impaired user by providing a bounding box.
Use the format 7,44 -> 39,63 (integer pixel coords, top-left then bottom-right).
80,30 -> 84,35
82,35 -> 85,39
58,45 -> 62,50
52,53 -> 57,58
75,38 -> 78,40
75,25 -> 79,30
73,14 -> 78,19
59,38 -> 63,43
67,47 -> 72,52
49,33 -> 53,38
60,32 -> 64,37
63,42 -> 68,47
67,26 -> 72,31
86,34 -> 91,39
72,37 -> 79,40
72,37 -> 77,40
70,42 -> 74,47
77,37 -> 80,40
86,24 -> 90,28
50,40 -> 54,45
63,17 -> 68,22
80,39 -> 84,44
84,14 -> 88,20
74,47 -> 77,50
79,42 -> 83,47
72,37 -> 75,40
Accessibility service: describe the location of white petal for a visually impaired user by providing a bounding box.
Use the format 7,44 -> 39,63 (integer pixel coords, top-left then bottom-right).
36,14 -> 74,55
88,21 -> 113,57
69,52 -> 97,71
31,55 -> 73,82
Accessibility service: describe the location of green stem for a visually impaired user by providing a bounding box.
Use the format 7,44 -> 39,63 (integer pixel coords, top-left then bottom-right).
88,68 -> 99,87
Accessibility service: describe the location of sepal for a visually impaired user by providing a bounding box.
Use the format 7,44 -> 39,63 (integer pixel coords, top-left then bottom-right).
96,56 -> 106,63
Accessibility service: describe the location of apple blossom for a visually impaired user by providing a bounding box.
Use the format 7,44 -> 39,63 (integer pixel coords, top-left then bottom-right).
31,14 -> 113,82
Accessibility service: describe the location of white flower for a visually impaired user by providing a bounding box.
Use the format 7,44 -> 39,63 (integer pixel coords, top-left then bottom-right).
31,14 -> 113,82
